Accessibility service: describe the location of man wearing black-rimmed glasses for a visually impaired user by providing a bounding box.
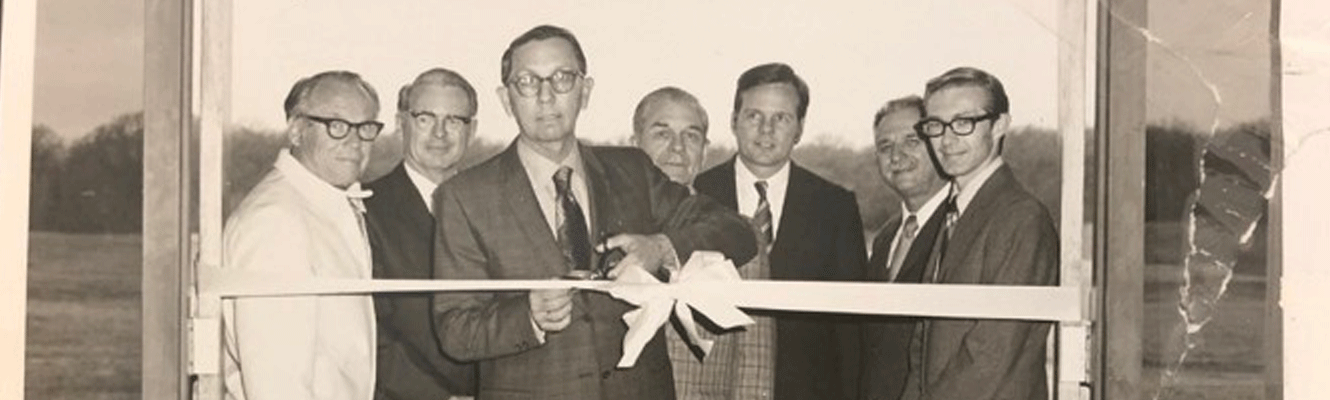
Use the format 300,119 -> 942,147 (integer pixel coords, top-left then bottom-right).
429,25 -> 755,399
222,70 -> 385,400
901,66 -> 1058,400
364,68 -> 479,400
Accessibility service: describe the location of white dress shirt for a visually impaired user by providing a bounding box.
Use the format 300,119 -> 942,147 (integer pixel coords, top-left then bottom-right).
222,150 -> 376,400
404,162 -> 440,215
516,140 -> 591,237
885,188 -> 948,279
954,158 -> 1005,216
734,160 -> 791,238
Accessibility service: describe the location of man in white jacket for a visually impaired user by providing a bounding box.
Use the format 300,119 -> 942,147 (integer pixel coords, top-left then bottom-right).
222,70 -> 384,400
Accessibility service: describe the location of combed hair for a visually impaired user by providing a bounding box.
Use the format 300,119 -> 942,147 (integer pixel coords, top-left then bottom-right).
732,62 -> 810,119
923,66 -> 1009,114
283,70 -> 380,119
632,86 -> 708,137
873,95 -> 925,127
500,24 -> 587,83
396,68 -> 478,113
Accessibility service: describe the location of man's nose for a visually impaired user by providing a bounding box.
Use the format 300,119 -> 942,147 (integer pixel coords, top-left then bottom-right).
668,134 -> 685,151
537,80 -> 556,103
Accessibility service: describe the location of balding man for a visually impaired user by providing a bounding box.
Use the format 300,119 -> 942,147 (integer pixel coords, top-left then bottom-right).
365,68 -> 478,400
222,70 -> 385,400
631,86 -> 709,186
860,95 -> 948,400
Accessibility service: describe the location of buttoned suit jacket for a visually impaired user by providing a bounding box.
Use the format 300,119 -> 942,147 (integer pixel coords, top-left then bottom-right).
903,165 -> 1058,400
431,141 -> 757,400
363,163 -> 477,399
693,158 -> 868,400
858,206 -> 944,400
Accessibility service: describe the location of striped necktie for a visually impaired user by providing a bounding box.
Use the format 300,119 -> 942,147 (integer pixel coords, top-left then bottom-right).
753,181 -> 773,245
554,166 -> 593,275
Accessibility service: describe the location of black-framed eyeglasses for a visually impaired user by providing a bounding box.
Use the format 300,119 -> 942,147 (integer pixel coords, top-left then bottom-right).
408,111 -> 473,137
297,114 -> 384,141
506,70 -> 583,98
914,113 -> 1000,138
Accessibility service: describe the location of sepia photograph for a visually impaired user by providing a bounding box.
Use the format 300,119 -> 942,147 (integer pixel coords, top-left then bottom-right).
3,0 -> 1322,399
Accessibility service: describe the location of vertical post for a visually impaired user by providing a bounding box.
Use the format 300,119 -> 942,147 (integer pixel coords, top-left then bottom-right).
191,0 -> 230,398
1279,1 -> 1330,398
1264,1 -> 1283,398
1056,0 -> 1091,398
145,0 -> 192,398
0,0 -> 38,398
1095,0 -> 1147,398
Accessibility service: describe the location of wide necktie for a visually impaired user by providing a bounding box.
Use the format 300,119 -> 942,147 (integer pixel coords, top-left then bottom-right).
554,166 -> 593,275
887,214 -> 919,281
753,181 -> 773,245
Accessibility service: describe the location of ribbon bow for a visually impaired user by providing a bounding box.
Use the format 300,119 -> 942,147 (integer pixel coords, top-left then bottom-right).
606,251 -> 754,368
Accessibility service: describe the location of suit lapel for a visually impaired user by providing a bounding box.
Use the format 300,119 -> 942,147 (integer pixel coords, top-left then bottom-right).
938,165 -> 1018,281
867,216 -> 902,282
383,164 -> 432,238
898,206 -> 944,284
496,143 -> 567,277
706,158 -> 740,211
770,163 -> 814,277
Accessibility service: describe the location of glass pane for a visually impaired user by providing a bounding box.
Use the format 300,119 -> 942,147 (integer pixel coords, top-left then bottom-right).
26,0 -> 145,398
1143,0 -> 1276,398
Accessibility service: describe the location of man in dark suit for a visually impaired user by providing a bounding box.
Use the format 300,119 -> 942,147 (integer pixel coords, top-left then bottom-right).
364,68 -> 479,399
693,62 -> 868,400
430,25 -> 756,400
859,95 -> 949,400
901,67 -> 1059,400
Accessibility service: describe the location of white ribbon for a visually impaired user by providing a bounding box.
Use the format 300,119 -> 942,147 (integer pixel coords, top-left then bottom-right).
605,251 -> 754,367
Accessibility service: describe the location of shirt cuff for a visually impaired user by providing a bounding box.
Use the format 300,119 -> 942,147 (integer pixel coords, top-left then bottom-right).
528,311 -> 547,343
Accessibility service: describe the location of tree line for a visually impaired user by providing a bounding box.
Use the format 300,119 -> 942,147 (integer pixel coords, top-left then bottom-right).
31,111 -> 1258,239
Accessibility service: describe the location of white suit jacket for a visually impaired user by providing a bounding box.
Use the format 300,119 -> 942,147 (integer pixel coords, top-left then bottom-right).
222,150 -> 376,400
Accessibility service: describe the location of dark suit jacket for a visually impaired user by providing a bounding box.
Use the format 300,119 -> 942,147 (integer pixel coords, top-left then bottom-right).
859,206 -> 944,400
694,158 -> 868,400
904,165 -> 1059,400
363,163 -> 477,399
431,141 -> 757,400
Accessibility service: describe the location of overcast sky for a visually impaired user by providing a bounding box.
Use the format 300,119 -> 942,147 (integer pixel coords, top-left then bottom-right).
33,0 -> 1271,147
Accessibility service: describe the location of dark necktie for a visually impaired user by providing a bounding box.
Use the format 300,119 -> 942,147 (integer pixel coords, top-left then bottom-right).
887,214 -> 919,281
554,166 -> 593,274
753,181 -> 773,245
928,186 -> 959,283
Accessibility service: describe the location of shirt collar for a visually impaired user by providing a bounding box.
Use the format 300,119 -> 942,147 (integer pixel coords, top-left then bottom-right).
954,158 -> 1004,215
403,162 -> 439,214
274,149 -> 372,212
735,159 -> 791,198
516,139 -> 585,179
899,185 -> 949,222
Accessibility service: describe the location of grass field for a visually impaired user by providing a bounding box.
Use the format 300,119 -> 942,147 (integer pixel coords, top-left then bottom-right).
23,231 -> 1272,399
26,232 -> 141,400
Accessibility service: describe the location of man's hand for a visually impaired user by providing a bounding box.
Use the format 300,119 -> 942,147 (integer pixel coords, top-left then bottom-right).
529,288 -> 573,333
600,233 -> 676,279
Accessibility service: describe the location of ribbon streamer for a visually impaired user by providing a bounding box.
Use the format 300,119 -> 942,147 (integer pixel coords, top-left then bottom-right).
200,251 -> 1083,368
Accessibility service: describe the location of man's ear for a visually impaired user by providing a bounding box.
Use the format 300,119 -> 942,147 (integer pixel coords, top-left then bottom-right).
578,77 -> 594,110
496,86 -> 514,117
992,113 -> 1011,141
285,119 -> 303,148
792,120 -> 805,145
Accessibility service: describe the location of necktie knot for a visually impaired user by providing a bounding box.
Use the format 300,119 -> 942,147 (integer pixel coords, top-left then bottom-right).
902,214 -> 919,240
753,181 -> 773,245
754,180 -> 769,201
554,166 -> 574,195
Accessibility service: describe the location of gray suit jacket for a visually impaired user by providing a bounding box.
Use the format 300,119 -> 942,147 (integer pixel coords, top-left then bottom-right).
903,165 -> 1059,400
431,141 -> 756,400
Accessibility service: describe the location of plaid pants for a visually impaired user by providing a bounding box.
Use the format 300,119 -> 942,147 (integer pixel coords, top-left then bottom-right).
667,244 -> 776,400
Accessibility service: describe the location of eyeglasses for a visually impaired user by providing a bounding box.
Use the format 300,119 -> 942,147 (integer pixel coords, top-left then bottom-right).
914,113 -> 999,138
409,111 -> 472,137
506,70 -> 583,98
297,114 -> 384,141
736,109 -> 798,130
